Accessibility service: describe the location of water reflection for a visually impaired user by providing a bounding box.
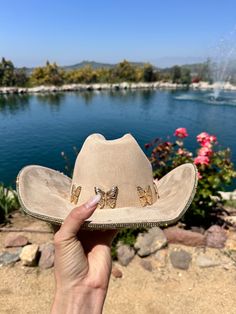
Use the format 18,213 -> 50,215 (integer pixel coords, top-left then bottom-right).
0,94 -> 30,115
36,93 -> 66,109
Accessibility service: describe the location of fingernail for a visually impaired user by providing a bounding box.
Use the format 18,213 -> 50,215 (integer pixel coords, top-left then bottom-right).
85,194 -> 101,209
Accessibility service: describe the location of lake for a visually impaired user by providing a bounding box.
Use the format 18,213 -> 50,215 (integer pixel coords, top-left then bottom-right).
0,89 -> 236,188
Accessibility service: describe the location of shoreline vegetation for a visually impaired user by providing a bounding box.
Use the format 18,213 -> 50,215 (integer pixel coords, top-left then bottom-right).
1,58 -> 236,95
1,81 -> 236,95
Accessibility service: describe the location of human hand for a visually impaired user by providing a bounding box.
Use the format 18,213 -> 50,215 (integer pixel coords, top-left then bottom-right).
51,195 -> 117,314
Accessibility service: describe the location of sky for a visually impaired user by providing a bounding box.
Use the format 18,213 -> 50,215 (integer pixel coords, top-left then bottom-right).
0,0 -> 236,67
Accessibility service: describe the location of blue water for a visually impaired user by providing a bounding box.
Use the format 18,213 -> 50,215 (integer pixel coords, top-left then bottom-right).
0,89 -> 235,187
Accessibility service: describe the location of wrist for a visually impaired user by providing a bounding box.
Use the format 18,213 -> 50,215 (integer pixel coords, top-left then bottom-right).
51,286 -> 107,314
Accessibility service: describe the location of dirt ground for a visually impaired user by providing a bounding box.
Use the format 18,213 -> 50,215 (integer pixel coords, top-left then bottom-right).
1,213 -> 236,314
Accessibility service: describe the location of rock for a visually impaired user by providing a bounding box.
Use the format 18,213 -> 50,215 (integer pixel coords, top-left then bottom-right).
154,249 -> 167,268
164,227 -> 206,247
196,254 -> 220,268
111,266 -> 123,278
39,243 -> 55,269
140,259 -> 153,272
205,225 -> 227,249
20,244 -> 39,266
4,233 -> 29,248
117,245 -> 135,266
170,249 -> 192,270
134,227 -> 167,257
219,190 -> 236,200
0,249 -> 21,266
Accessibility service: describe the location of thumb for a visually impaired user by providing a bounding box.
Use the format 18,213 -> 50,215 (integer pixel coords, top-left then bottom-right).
56,194 -> 101,240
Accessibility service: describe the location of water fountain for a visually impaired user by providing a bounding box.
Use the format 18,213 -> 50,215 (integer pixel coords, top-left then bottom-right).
174,28 -> 236,106
209,27 -> 236,100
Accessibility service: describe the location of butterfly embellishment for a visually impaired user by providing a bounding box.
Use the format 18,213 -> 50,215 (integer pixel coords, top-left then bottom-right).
70,184 -> 81,204
94,186 -> 118,209
137,185 -> 153,207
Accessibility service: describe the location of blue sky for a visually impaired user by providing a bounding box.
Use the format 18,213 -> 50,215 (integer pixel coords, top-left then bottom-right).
0,0 -> 236,67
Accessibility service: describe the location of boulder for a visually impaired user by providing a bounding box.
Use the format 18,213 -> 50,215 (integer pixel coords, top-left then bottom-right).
134,227 -> 167,257
170,249 -> 192,270
196,254 -> 220,268
39,243 -> 55,269
0,249 -> 21,266
164,227 -> 206,247
20,244 -> 39,266
4,234 -> 29,248
205,225 -> 227,249
117,244 -> 135,266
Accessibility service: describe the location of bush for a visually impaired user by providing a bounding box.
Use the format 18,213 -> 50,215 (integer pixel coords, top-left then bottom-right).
145,128 -> 236,227
0,183 -> 20,223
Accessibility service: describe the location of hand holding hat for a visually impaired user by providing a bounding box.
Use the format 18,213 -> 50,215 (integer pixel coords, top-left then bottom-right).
51,194 -> 117,314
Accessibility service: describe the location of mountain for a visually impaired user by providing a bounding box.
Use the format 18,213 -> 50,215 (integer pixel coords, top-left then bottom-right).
18,60 -> 156,75
62,60 -> 153,71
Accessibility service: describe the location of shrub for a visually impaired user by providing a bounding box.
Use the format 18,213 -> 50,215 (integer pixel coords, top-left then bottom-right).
145,128 -> 236,227
0,183 -> 20,223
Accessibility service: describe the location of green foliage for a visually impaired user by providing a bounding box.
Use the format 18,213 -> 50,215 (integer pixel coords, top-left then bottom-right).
143,64 -> 156,82
146,130 -> 236,227
30,61 -> 65,86
0,183 -> 20,223
171,65 -> 191,85
0,58 -> 28,87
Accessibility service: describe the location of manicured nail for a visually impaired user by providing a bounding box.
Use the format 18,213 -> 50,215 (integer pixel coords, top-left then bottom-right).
85,194 -> 101,209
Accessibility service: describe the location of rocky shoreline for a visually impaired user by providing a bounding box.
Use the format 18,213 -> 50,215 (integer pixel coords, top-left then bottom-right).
1,81 -> 236,95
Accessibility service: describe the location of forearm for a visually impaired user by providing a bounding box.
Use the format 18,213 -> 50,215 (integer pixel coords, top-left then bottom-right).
51,287 -> 107,314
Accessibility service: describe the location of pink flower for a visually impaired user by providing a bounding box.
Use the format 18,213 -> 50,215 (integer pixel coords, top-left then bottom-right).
194,155 -> 210,166
197,132 -> 217,147
177,148 -> 184,155
177,148 -> 193,157
197,132 -> 210,144
197,171 -> 202,179
209,135 -> 217,143
174,128 -> 188,138
198,146 -> 213,157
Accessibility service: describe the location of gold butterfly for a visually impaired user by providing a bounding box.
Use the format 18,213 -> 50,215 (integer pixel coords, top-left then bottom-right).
70,184 -> 81,205
137,185 -> 153,207
94,186 -> 118,209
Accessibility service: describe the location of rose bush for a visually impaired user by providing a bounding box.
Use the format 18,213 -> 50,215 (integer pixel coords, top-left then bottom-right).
145,128 -> 236,227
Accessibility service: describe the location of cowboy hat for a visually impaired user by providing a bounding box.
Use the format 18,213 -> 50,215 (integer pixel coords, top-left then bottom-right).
16,133 -> 197,229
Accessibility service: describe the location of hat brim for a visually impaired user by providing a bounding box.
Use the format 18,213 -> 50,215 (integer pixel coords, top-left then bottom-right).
16,163 -> 197,229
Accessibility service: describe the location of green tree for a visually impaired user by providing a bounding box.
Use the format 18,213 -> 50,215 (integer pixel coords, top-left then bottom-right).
14,68 -> 29,87
30,61 -> 65,86
112,60 -> 137,82
143,64 -> 156,82
171,65 -> 182,83
180,68 -> 191,85
0,58 -> 15,86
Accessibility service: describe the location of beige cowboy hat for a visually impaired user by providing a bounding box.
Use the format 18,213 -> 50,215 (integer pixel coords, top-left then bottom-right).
16,133 -> 198,229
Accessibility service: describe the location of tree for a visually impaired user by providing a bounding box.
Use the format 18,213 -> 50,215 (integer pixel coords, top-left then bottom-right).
0,58 -> 15,86
112,60 -> 137,82
143,64 -> 156,82
171,65 -> 182,83
14,68 -> 29,87
180,68 -> 191,85
30,61 -> 65,86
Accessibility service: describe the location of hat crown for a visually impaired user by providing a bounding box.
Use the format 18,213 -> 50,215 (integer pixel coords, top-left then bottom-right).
71,133 -> 157,208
